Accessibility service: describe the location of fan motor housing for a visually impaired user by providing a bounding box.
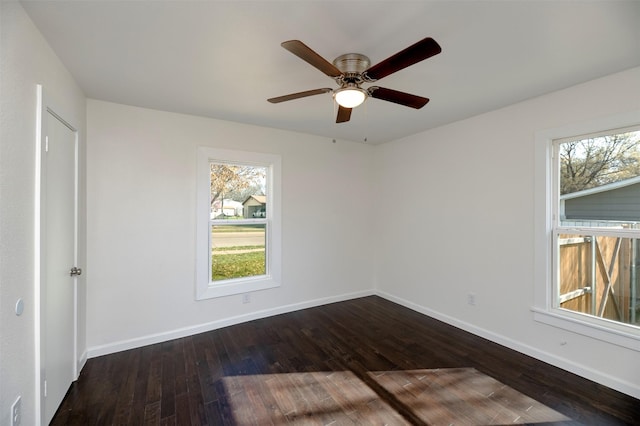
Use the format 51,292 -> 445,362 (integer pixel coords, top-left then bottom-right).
333,53 -> 371,75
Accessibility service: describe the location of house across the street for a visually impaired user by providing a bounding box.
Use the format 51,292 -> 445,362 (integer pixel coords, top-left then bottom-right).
243,195 -> 266,218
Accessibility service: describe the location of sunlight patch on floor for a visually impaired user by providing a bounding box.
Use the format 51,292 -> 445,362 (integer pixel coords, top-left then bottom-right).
220,367 -> 571,425
369,368 -> 570,425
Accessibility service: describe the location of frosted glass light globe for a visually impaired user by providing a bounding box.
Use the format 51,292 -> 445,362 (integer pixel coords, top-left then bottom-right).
334,87 -> 367,108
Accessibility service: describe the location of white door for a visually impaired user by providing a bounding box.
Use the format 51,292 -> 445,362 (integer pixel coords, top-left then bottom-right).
41,108 -> 77,424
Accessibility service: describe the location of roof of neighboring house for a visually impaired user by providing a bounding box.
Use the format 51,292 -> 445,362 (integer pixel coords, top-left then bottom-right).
212,199 -> 243,208
560,175 -> 640,200
242,195 -> 266,205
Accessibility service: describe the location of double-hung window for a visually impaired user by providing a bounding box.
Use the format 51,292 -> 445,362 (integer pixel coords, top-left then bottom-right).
534,114 -> 640,350
196,147 -> 281,300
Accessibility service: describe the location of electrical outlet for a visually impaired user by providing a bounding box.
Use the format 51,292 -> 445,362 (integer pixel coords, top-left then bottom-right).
242,293 -> 251,304
11,396 -> 21,426
467,293 -> 476,306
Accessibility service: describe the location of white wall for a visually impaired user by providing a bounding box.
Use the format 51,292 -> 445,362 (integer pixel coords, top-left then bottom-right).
0,2 -> 87,425
86,100 -> 375,354
374,67 -> 640,398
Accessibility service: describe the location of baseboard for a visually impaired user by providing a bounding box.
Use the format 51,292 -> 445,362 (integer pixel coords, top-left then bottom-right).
87,289 -> 375,359
376,290 -> 640,400
77,349 -> 87,378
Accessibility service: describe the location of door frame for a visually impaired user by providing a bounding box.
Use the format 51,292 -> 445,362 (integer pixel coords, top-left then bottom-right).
34,84 -> 80,425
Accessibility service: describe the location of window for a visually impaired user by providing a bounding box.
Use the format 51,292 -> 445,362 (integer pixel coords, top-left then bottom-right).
554,128 -> 640,324
196,147 -> 281,300
534,113 -> 640,351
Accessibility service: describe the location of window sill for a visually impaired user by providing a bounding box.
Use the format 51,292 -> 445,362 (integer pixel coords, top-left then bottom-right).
196,276 -> 280,300
532,307 -> 640,352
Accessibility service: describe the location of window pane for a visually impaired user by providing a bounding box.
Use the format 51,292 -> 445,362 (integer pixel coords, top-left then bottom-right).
558,130 -> 640,228
211,223 -> 266,281
557,234 -> 640,328
559,130 -> 640,195
210,163 -> 267,220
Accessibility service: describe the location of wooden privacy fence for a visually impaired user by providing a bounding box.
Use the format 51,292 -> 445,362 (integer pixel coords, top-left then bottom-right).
559,234 -> 639,325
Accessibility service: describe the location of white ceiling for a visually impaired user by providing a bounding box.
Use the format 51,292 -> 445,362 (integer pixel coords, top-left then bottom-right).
21,0 -> 640,144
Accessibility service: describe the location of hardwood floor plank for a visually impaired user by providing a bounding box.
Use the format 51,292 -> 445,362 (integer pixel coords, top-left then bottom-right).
202,400 -> 228,425
111,349 -> 140,424
129,346 -> 154,425
173,393 -> 191,426
247,374 -> 289,424
51,296 -> 639,425
182,374 -> 206,425
160,353 -> 176,419
145,357 -> 163,404
143,400 -> 161,425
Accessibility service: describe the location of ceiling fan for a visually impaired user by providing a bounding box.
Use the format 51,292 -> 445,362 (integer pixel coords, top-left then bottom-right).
268,37 -> 442,123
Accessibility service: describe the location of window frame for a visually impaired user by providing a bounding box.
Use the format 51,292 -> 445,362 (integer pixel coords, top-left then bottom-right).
196,147 -> 281,300
533,111 -> 640,351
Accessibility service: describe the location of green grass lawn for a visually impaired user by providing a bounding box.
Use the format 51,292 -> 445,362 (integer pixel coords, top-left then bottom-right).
212,249 -> 265,281
212,224 -> 265,233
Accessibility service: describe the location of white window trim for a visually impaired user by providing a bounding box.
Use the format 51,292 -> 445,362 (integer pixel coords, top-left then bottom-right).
196,147 -> 281,300
533,110 -> 640,352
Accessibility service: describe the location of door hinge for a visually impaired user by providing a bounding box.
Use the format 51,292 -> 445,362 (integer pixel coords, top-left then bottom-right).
44,379 -> 47,397
45,136 -> 49,152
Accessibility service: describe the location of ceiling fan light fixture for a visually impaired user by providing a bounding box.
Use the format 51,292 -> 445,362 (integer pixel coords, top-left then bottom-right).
271,38 -> 442,123
334,87 -> 367,108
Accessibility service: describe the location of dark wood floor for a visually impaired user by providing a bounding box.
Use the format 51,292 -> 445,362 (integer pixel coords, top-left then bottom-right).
52,296 -> 639,425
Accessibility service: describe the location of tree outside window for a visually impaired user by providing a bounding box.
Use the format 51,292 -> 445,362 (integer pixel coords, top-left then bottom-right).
559,131 -> 640,195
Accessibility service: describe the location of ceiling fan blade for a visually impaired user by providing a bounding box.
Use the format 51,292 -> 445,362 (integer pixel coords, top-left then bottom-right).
364,37 -> 441,81
281,40 -> 343,78
268,88 -> 332,103
336,105 -> 352,123
368,87 -> 429,109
